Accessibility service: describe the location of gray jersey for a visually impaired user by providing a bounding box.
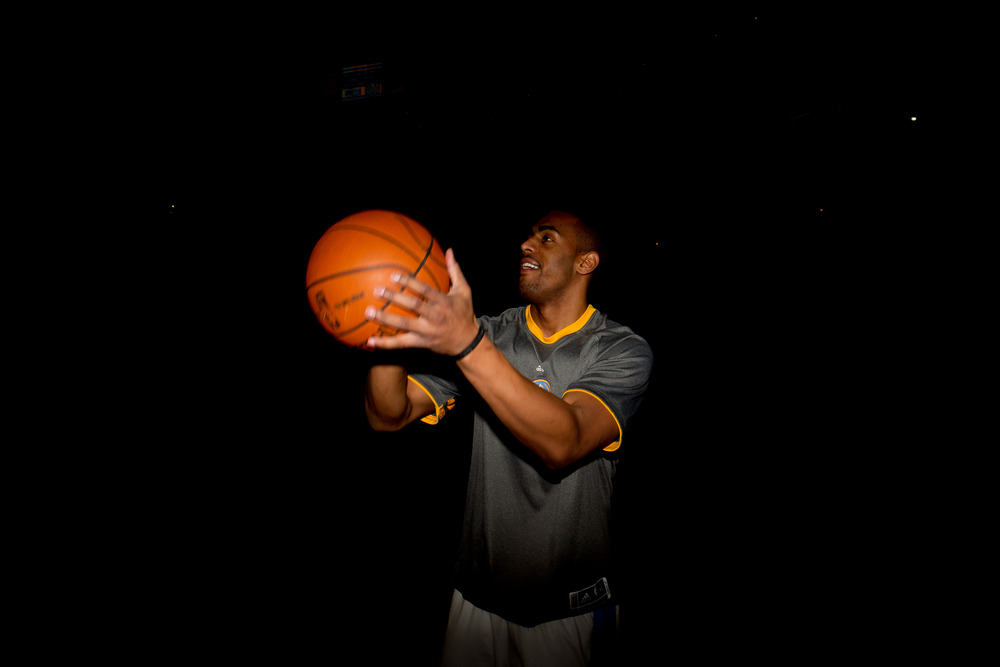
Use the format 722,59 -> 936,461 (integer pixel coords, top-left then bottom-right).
409,305 -> 653,626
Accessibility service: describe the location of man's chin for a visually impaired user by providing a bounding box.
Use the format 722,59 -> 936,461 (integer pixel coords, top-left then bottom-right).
517,282 -> 538,302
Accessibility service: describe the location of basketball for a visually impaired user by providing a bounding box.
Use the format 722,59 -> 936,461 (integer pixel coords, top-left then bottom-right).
305,210 -> 450,348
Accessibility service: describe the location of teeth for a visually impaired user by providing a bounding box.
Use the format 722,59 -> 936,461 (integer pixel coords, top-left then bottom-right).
521,261 -> 539,269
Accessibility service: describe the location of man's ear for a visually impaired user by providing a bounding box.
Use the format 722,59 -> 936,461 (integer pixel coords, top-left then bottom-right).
577,251 -> 599,276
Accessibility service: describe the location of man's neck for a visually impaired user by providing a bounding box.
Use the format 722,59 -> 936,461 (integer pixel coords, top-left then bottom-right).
528,298 -> 591,339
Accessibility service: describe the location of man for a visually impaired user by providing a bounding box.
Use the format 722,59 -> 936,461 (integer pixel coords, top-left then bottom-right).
364,210 -> 653,665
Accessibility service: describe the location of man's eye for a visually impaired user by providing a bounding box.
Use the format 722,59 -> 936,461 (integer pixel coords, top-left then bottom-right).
542,235 -> 553,242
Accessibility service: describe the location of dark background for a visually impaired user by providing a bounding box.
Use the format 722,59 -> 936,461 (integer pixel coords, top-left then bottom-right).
104,8 -> 950,664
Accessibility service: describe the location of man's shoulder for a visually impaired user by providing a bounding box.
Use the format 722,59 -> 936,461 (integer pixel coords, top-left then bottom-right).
589,310 -> 651,351
480,306 -> 526,329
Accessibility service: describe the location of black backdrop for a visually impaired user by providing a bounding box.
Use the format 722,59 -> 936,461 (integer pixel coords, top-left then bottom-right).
113,10 -> 947,664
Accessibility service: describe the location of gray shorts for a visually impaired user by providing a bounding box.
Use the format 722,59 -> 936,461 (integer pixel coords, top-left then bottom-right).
440,589 -> 619,666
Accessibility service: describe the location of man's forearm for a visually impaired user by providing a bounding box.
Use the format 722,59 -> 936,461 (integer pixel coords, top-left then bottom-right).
455,337 -> 594,469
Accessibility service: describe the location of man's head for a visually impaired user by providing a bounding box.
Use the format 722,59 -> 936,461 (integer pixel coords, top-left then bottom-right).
518,210 -> 605,305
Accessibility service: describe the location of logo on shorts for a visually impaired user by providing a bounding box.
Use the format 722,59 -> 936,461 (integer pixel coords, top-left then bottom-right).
533,378 -> 551,392
569,577 -> 611,611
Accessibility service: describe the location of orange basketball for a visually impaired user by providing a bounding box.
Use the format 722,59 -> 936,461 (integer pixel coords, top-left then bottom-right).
305,210 -> 450,348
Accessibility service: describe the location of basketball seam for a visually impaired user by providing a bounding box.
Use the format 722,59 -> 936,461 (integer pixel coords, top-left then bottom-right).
413,238 -> 433,284
395,213 -> 447,270
335,316 -> 397,339
314,223 -> 446,292
329,224 -> 424,266
389,214 -> 446,292
306,262 -> 414,292
395,214 -> 438,288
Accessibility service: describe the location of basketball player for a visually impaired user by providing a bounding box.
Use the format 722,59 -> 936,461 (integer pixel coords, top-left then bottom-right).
363,210 -> 653,666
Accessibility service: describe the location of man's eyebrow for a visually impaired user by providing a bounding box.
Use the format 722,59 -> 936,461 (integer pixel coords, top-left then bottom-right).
535,224 -> 560,235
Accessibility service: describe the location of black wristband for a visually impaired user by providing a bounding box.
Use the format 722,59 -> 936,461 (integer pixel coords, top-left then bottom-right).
452,325 -> 485,361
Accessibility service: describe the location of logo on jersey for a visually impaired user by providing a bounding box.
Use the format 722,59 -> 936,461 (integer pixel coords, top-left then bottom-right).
533,378 -> 551,392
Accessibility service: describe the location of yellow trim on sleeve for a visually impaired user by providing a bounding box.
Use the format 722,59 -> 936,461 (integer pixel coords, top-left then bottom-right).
562,388 -> 623,452
406,375 -> 453,425
525,305 -> 597,344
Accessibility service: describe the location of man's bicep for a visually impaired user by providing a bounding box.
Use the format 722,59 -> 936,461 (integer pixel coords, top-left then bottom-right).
564,337 -> 653,451
402,377 -> 436,424
405,375 -> 459,426
563,390 -> 623,454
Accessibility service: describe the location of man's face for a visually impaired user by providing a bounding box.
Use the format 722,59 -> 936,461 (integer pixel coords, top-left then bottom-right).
518,212 -> 586,303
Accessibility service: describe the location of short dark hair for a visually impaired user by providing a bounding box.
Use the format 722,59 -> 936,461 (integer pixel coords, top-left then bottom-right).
551,208 -> 618,308
571,214 -> 606,262
543,208 -> 609,267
